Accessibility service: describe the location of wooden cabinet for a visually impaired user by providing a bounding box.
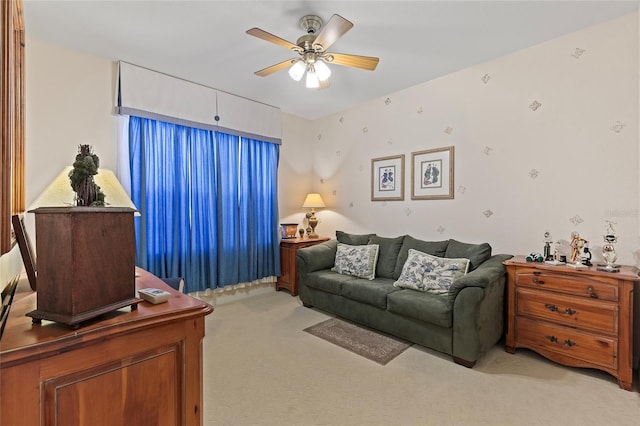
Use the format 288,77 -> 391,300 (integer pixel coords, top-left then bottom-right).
0,269 -> 213,425
28,207 -> 139,327
504,256 -> 639,390
276,237 -> 329,296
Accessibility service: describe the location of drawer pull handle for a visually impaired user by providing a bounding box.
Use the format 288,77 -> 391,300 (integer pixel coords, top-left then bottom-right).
545,335 -> 578,348
587,286 -> 598,299
532,277 -> 545,284
544,304 -> 578,316
545,303 -> 558,312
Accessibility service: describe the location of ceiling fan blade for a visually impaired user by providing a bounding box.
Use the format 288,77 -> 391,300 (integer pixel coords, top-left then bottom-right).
312,14 -> 353,52
326,53 -> 379,71
254,59 -> 297,77
246,28 -> 300,52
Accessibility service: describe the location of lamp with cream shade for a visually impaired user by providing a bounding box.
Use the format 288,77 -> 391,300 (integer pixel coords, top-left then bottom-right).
23,166 -> 141,327
28,166 -> 139,214
302,193 -> 325,238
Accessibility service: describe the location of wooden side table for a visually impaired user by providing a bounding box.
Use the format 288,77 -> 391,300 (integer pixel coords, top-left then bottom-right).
277,237 -> 329,296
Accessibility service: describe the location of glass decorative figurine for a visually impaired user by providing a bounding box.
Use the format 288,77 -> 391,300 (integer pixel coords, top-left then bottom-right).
600,221 -> 619,272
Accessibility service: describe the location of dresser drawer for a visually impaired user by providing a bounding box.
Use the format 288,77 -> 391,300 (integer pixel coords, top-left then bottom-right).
516,316 -> 617,369
515,272 -> 618,301
516,288 -> 617,334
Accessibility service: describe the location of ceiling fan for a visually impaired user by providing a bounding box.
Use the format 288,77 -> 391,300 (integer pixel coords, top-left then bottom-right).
246,14 -> 379,89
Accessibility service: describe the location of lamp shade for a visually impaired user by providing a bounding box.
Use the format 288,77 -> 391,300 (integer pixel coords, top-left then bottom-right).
288,60 -> 306,81
302,193 -> 325,209
28,166 -> 139,215
305,70 -> 320,89
315,60 -> 331,81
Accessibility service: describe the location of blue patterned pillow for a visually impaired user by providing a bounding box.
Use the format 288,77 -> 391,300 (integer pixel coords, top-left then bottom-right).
331,243 -> 379,280
393,249 -> 469,294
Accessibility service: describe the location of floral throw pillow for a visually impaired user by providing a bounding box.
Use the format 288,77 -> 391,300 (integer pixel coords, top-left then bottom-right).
393,249 -> 469,294
331,243 -> 380,280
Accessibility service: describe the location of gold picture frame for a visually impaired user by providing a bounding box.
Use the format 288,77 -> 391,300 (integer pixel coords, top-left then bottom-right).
411,146 -> 454,200
371,154 -> 404,201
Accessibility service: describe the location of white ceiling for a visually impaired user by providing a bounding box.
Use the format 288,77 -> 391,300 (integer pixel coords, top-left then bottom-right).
23,1 -> 638,120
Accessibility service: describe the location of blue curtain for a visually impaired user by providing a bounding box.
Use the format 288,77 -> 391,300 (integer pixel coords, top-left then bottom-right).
129,116 -> 280,292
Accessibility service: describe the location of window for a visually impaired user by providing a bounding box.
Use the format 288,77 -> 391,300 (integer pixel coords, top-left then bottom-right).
128,116 -> 280,292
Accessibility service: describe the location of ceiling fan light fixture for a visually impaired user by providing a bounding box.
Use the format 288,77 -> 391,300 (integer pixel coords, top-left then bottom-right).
248,14 -> 377,89
315,60 -> 331,81
288,60 -> 306,81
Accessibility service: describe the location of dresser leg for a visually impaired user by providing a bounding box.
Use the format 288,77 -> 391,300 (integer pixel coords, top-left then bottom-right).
617,378 -> 632,391
505,346 -> 516,354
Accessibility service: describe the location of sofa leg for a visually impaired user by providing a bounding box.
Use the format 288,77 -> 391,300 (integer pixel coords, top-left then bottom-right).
302,302 -> 314,308
452,356 -> 476,368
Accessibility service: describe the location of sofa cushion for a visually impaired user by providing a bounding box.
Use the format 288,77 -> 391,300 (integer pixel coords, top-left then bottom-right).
393,236 -> 449,279
387,289 -> 453,328
393,249 -> 469,294
340,277 -> 399,309
336,230 -> 375,245
304,270 -> 354,296
368,235 -> 405,279
445,239 -> 492,271
331,243 -> 379,280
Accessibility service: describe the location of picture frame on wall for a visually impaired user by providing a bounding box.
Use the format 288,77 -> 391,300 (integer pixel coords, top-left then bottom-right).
411,146 -> 454,200
371,154 -> 404,201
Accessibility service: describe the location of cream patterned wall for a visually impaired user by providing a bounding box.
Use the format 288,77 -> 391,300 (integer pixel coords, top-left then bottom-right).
279,12 -> 639,266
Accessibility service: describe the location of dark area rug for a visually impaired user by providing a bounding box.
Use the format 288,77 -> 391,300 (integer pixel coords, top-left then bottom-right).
304,318 -> 412,365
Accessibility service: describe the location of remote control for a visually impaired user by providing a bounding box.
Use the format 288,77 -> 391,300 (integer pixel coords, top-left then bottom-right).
138,288 -> 171,304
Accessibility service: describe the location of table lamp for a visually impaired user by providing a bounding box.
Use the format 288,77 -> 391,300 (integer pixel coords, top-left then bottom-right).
302,193 -> 325,238
28,166 -> 139,214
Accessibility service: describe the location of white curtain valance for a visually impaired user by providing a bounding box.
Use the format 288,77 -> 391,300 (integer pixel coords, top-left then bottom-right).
116,61 -> 281,144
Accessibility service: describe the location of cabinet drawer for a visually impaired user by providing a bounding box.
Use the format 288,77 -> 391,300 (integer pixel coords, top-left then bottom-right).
516,288 -> 617,334
515,272 -> 617,301
516,316 -> 617,369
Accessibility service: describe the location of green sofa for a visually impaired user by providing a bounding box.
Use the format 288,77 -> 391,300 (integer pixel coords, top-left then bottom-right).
297,232 -> 513,367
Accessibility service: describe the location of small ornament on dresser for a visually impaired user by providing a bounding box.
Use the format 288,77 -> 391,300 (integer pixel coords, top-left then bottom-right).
545,239 -> 565,266
597,221 -> 620,272
526,252 -> 544,262
299,228 -> 305,239
567,231 -> 588,269
543,231 -> 552,260
581,242 -> 592,266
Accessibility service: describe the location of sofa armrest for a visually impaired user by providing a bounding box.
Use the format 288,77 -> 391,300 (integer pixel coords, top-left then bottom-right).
296,239 -> 338,276
447,254 -> 513,305
450,254 -> 512,364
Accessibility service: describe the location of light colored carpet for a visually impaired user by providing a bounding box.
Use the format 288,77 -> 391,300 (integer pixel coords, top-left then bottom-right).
203,291 -> 640,426
304,317 -> 412,365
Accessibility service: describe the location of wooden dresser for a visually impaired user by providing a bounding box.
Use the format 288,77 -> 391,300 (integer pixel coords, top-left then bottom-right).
504,256 -> 639,390
0,269 -> 213,425
277,237 -> 329,296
